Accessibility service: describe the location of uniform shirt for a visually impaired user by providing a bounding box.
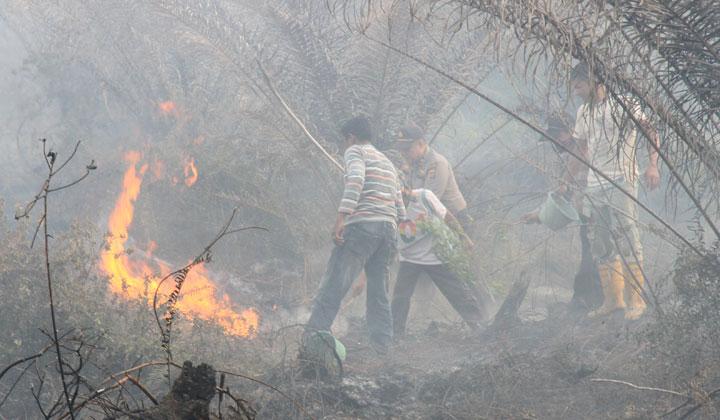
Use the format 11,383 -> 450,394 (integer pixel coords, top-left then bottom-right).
398,189 -> 447,265
574,96 -> 646,188
339,144 -> 407,227
408,147 -> 467,213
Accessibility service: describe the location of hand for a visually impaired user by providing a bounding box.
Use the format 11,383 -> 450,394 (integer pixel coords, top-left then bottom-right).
644,165 -> 660,191
333,213 -> 346,245
522,210 -> 541,224
461,235 -> 475,250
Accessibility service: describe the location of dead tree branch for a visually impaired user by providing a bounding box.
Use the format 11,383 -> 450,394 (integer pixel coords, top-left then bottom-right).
590,378 -> 687,398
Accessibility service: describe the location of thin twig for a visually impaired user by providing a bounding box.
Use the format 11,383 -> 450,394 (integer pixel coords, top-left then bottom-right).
0,343 -> 54,382
30,214 -> 46,249
255,58 -> 344,172
41,161 -> 75,420
47,164 -> 95,193
454,117 -> 513,170
590,378 -> 686,398
428,88 -> 475,146
0,360 -> 36,410
50,140 -> 82,176
125,375 -> 158,405
59,377 -> 130,419
216,368 -> 314,420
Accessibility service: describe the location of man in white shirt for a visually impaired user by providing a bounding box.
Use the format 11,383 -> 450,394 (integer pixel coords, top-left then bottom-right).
391,168 -> 484,336
570,62 -> 660,320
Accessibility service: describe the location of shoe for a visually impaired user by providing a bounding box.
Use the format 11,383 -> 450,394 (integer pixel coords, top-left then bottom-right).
624,262 -> 647,320
588,259 -> 626,318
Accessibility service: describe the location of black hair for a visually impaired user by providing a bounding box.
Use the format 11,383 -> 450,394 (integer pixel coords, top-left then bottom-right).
341,116 -> 373,142
570,61 -> 591,82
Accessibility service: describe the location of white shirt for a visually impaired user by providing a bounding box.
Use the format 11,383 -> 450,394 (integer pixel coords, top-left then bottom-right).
574,96 -> 646,188
398,189 -> 447,265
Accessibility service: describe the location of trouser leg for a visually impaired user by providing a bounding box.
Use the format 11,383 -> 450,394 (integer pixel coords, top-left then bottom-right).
425,264 -> 483,328
306,245 -> 366,333
571,221 -> 602,309
390,262 -> 423,336
364,230 -> 396,346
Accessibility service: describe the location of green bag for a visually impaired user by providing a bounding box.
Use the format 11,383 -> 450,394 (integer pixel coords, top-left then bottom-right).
300,331 -> 346,379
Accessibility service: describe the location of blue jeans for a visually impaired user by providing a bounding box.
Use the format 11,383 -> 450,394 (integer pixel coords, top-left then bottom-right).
306,221 -> 397,346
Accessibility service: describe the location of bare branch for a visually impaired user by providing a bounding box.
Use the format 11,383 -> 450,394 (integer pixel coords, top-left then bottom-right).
590,378 -> 686,398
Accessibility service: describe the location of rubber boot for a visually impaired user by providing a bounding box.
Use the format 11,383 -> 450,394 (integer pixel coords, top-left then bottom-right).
624,262 -> 646,320
588,258 -> 626,318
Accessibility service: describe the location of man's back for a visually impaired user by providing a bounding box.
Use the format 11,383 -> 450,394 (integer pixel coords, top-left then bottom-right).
339,143 -> 405,226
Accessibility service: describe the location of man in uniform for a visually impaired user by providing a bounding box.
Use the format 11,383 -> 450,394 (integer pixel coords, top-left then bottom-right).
394,124 -> 473,232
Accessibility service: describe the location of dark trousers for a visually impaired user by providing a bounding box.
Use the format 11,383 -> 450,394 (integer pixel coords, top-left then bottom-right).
306,221 -> 397,346
391,261 -> 483,336
570,221 -> 603,310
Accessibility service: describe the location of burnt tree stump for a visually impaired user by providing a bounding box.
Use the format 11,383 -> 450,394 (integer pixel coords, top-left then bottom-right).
132,361 -> 216,420
490,271 -> 530,330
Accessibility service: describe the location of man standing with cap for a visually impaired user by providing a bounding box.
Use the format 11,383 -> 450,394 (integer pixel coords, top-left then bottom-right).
570,61 -> 660,320
394,124 -> 473,232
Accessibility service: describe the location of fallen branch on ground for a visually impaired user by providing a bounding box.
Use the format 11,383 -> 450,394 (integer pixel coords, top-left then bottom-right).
590,378 -> 686,398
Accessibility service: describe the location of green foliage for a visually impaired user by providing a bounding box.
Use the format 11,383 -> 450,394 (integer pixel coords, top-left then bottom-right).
416,217 -> 474,284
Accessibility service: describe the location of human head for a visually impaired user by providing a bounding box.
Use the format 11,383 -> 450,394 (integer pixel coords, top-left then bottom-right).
570,61 -> 599,103
394,124 -> 427,162
340,116 -> 373,149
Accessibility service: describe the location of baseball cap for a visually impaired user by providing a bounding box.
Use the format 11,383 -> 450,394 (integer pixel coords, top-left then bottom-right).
394,125 -> 424,147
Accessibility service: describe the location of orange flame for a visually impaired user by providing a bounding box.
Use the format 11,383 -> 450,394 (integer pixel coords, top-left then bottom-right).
100,151 -> 258,337
158,101 -> 176,115
184,157 -> 198,187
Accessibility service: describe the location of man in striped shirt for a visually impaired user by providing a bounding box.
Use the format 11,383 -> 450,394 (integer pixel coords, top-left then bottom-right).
306,116 -> 406,354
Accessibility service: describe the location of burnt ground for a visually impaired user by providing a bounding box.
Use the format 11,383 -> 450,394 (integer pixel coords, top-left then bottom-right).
247,304 -> 720,419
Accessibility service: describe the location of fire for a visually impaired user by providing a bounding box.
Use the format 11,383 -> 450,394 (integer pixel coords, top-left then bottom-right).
158,101 -> 176,115
100,151 -> 258,337
184,157 -> 198,187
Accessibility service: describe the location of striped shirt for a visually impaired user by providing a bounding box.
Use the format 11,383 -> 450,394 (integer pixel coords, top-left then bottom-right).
339,144 -> 407,227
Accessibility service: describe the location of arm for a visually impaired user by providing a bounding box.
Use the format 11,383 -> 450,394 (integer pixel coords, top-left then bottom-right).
394,177 -> 407,223
558,137 -> 589,196
335,147 -> 366,244
425,190 -> 473,248
628,99 -> 660,190
639,118 -> 660,190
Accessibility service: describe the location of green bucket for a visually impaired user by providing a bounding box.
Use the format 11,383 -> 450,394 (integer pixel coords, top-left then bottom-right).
300,331 -> 346,378
538,192 -> 580,231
